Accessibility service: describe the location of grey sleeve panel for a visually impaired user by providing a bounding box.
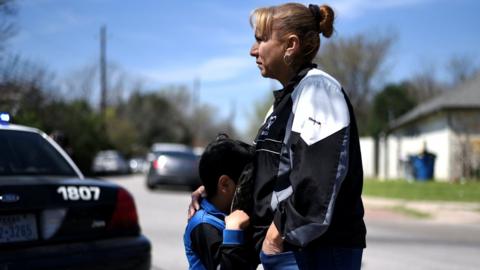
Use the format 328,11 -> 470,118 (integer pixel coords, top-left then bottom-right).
283,127 -> 350,247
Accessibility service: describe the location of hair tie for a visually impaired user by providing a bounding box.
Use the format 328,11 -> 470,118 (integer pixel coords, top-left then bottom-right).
216,133 -> 229,141
308,4 -> 322,31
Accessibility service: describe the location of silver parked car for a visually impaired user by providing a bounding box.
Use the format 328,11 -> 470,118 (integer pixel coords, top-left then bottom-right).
128,157 -> 148,174
92,150 -> 130,175
146,143 -> 200,190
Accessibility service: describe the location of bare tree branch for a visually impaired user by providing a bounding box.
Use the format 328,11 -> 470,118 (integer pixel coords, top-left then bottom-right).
314,32 -> 394,132
446,55 -> 479,85
0,0 -> 17,52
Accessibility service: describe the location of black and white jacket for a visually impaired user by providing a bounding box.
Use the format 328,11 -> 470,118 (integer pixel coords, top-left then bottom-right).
252,65 -> 366,252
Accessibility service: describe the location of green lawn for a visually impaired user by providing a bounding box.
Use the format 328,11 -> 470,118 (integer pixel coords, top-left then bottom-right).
363,179 -> 480,202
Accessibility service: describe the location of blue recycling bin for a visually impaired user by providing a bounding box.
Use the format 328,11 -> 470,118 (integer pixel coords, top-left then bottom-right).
410,153 -> 436,181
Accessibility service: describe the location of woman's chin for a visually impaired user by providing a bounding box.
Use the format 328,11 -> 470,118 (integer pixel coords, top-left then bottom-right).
257,67 -> 273,79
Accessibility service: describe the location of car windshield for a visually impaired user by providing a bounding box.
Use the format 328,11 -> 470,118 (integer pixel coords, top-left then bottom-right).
95,151 -> 122,161
0,130 -> 77,177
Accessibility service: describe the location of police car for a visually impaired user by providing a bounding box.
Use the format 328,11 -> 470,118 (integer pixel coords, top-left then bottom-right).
0,113 -> 151,269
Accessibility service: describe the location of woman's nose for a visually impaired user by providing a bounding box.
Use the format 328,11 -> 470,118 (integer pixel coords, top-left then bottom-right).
250,43 -> 258,57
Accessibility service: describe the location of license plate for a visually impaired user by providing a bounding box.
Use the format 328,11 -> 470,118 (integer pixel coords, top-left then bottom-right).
0,214 -> 38,243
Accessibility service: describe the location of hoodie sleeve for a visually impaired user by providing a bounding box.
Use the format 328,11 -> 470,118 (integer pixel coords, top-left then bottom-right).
273,76 -> 351,247
190,223 -> 256,270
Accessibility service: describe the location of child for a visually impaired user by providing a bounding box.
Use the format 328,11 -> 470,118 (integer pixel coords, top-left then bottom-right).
183,136 -> 256,270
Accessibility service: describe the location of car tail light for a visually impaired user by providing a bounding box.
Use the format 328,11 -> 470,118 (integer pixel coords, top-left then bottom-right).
152,155 -> 167,170
107,188 -> 139,233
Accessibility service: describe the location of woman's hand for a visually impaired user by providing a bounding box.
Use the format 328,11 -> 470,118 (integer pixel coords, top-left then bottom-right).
188,185 -> 205,219
261,222 -> 284,255
225,210 -> 250,230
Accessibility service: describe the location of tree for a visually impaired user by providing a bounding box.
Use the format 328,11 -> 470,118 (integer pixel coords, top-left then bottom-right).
0,55 -> 56,125
104,106 -> 138,156
0,55 -> 110,174
404,55 -> 478,105
60,61 -> 141,108
121,90 -> 190,147
61,63 -> 98,103
446,55 -> 478,86
42,100 -> 110,174
314,32 -> 394,134
369,83 -> 416,137
155,85 -> 238,146
0,0 -> 16,53
105,62 -> 140,107
404,64 -> 447,104
189,103 -> 238,146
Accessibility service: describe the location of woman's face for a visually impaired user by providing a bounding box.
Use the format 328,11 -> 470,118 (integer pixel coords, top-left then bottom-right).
250,30 -> 287,81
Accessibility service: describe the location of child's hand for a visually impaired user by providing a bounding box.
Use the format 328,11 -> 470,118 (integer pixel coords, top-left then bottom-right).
225,210 -> 250,230
188,185 -> 205,219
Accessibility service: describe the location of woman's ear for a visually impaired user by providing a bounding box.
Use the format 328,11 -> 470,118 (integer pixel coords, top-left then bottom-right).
285,34 -> 300,56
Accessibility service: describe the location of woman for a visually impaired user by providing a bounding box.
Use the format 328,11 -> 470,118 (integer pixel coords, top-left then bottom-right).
191,3 -> 366,269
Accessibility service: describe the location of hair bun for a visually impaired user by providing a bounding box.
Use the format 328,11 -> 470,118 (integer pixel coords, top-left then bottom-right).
318,5 -> 334,38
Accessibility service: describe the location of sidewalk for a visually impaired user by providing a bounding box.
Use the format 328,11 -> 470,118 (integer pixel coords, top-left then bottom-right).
363,196 -> 480,224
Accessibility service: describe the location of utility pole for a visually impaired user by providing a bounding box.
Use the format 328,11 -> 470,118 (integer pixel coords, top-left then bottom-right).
99,25 -> 107,123
192,77 -> 200,145
192,77 -> 200,112
228,99 -> 236,136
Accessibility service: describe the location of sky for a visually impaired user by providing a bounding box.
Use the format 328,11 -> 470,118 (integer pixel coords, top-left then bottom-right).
7,0 -> 480,134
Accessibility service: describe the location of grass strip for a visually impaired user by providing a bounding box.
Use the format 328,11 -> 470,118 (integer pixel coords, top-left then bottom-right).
363,179 -> 480,202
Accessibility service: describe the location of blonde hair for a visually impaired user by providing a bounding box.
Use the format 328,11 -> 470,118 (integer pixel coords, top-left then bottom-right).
250,3 -> 334,65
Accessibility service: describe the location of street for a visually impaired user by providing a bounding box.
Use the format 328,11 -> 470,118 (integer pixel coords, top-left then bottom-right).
106,174 -> 480,270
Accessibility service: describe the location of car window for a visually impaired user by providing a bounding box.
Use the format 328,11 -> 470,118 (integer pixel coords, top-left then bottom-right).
0,130 -> 77,177
154,151 -> 197,160
95,151 -> 124,160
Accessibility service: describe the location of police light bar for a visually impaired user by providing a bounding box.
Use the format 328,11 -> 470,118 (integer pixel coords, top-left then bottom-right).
0,112 -> 11,124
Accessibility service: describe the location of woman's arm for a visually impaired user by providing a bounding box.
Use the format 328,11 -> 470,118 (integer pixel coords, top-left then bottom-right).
188,185 -> 205,219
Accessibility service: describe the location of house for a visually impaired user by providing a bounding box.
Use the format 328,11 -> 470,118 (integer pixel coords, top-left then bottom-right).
360,137 -> 376,178
378,75 -> 480,181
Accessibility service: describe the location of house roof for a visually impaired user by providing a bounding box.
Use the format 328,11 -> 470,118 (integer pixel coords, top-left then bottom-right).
390,74 -> 480,130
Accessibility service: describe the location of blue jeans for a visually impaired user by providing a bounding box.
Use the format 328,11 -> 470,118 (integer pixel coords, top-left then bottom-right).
261,251 -> 299,270
260,248 -> 363,270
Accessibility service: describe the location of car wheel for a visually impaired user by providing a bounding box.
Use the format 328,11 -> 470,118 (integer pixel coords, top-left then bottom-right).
146,179 -> 156,190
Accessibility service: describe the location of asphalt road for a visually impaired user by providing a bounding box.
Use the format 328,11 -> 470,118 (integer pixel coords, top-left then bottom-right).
105,174 -> 480,270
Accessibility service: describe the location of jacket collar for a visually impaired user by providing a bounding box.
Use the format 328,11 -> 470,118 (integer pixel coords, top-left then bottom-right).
273,63 -> 317,107
200,199 -> 226,219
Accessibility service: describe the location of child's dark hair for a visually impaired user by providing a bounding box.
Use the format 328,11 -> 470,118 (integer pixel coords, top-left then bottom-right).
198,134 -> 254,199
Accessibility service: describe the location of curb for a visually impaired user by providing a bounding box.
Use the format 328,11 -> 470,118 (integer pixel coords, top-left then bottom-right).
363,196 -> 480,224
